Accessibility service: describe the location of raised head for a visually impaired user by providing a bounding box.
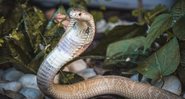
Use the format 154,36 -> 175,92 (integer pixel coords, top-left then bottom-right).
68,8 -> 93,21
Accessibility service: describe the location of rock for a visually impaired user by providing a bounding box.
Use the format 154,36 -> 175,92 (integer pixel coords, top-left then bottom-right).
96,19 -> 109,33
153,75 -> 182,95
0,81 -> 22,92
18,74 -> 39,90
3,68 -> 24,81
162,76 -> 182,95
77,68 -> 97,79
94,66 -> 109,75
0,90 -> 26,99
19,87 -> 43,99
107,20 -> 135,31
130,74 -> 149,83
54,74 -> 60,84
67,59 -> 87,73
45,96 -> 52,99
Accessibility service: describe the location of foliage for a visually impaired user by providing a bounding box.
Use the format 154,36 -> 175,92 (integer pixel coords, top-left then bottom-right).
96,0 -> 185,80
108,16 -> 119,23
0,16 -> 5,25
172,15 -> 185,40
0,0 -> 185,83
0,1 -> 64,74
88,24 -> 147,55
171,0 -> 185,22
137,38 -> 180,80
90,10 -> 103,22
144,14 -> 173,50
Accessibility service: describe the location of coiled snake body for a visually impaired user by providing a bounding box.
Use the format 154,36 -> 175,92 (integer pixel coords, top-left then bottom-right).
37,9 -> 183,99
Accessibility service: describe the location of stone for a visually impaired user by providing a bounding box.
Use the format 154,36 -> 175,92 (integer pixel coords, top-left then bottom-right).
77,68 -> 97,79
96,19 -> 109,33
54,74 -> 60,84
19,87 -> 43,99
162,76 -> 182,95
153,75 -> 182,95
3,68 -> 24,81
0,81 -> 22,92
18,74 -> 39,90
130,73 -> 149,83
67,59 -> 87,73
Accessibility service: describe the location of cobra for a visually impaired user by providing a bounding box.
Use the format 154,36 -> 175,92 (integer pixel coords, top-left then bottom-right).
37,9 -> 183,99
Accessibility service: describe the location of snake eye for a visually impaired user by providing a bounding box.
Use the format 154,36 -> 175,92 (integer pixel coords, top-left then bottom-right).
79,13 -> 81,16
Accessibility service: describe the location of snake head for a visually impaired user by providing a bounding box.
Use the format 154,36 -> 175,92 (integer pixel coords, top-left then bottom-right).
68,8 -> 93,21
66,8 -> 95,44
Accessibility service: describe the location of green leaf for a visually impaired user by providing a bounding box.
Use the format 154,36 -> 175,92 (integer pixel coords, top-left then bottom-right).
171,0 -> 185,22
28,50 -> 46,72
144,14 -> 173,50
172,15 -> 185,40
106,36 -> 145,57
87,24 -> 147,55
0,56 -> 24,68
0,38 -> 4,47
0,17 -> 5,25
138,38 -> 180,80
7,39 -> 31,64
90,10 -> 103,22
59,71 -> 84,84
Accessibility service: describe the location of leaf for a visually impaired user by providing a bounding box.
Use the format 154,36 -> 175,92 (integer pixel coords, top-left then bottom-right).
138,38 -> 180,80
7,39 -> 31,64
171,0 -> 185,22
143,5 -> 167,24
0,38 -> 4,47
87,24 -> 147,56
0,17 -> 5,25
144,14 -> 173,50
59,71 -> 84,84
90,10 -> 103,22
172,15 -> 185,40
106,36 -> 145,58
0,56 -> 16,65
28,50 -> 46,72
177,41 -> 185,86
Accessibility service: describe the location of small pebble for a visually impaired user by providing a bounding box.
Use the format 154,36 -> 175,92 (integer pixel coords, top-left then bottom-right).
3,68 -> 24,81
153,75 -> 181,95
67,59 -> 87,73
19,87 -> 43,99
77,68 -> 96,79
0,81 -> 22,92
162,76 -> 181,95
54,74 -> 60,84
96,19 -> 109,33
18,74 -> 39,89
130,74 -> 149,83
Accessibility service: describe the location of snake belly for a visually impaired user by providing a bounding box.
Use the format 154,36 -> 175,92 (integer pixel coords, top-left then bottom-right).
37,9 -> 183,99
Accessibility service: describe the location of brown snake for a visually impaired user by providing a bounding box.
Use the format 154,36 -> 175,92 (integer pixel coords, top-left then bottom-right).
37,9 -> 183,99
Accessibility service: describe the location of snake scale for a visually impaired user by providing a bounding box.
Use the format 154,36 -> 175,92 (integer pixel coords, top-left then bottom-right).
37,9 -> 183,99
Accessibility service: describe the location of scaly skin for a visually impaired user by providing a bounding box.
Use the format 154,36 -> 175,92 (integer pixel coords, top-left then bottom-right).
37,9 -> 183,99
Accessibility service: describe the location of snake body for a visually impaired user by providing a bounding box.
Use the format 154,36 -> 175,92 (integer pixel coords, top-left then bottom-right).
37,9 -> 183,99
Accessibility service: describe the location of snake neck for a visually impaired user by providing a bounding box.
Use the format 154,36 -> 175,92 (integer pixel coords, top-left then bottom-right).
37,12 -> 96,98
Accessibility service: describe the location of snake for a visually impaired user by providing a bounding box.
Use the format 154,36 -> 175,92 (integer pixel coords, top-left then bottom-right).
37,8 -> 183,99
